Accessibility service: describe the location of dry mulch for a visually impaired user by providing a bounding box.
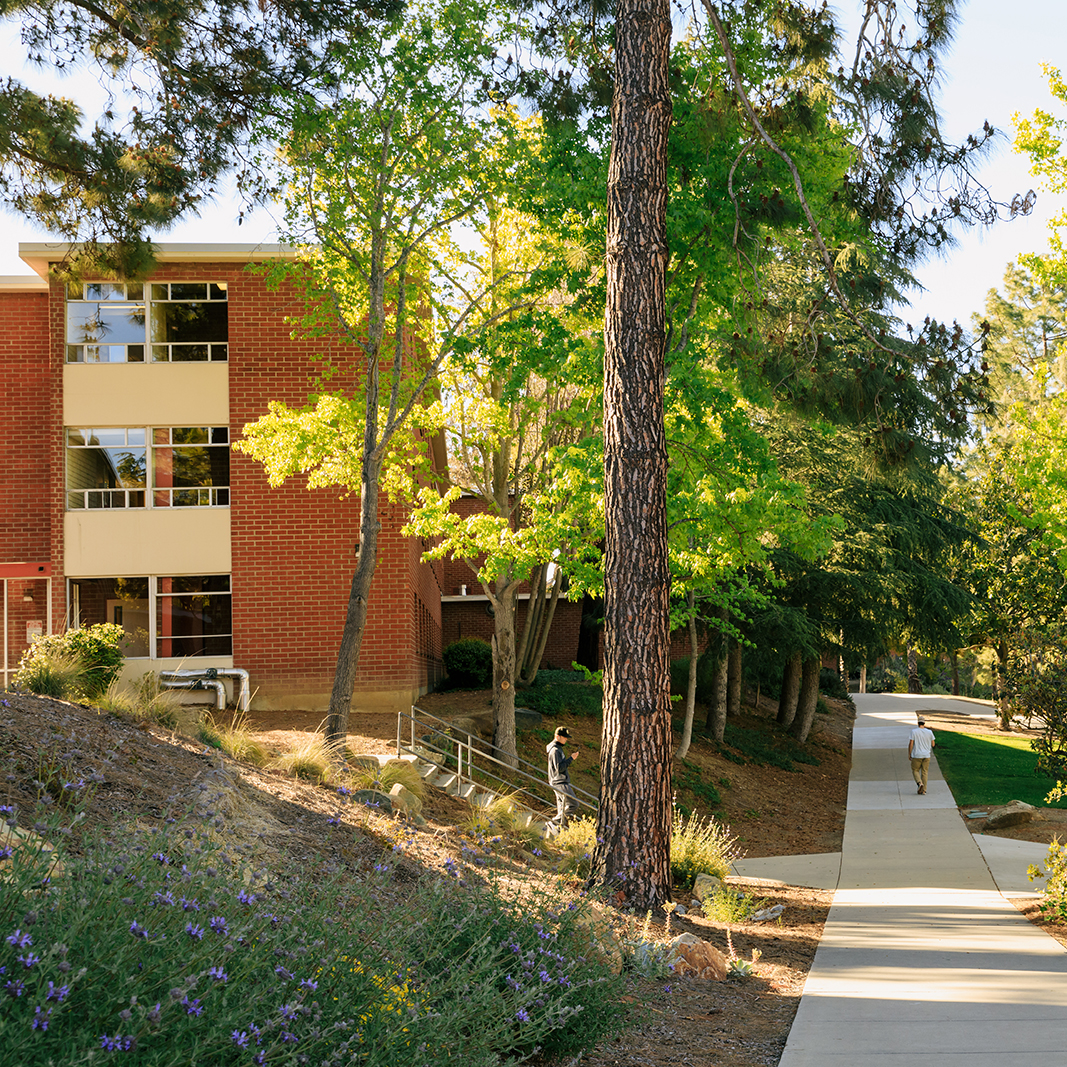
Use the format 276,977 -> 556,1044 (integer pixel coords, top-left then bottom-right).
1,688 -> 842,1067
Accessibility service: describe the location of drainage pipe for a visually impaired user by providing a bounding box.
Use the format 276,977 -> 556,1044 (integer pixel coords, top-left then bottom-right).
159,677 -> 226,711
158,668 -> 250,713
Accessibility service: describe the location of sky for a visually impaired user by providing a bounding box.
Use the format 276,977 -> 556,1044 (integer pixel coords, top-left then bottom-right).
0,0 -> 1064,328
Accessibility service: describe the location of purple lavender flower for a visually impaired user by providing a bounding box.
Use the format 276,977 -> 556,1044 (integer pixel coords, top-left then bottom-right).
327,814 -> 341,826
6,929 -> 31,949
253,1053 -> 266,1066
152,852 -> 171,865
505,975 -> 521,990
275,965 -> 294,981
236,889 -> 256,905
32,1005 -> 52,1030
207,966 -> 228,982
17,953 -> 40,969
181,996 -> 202,1017
231,1030 -> 249,1047
129,922 -> 148,939
185,923 -> 204,941
45,981 -> 70,1003
278,1003 -> 298,1021
209,916 -> 228,935
0,846 -> 13,860
299,978 -> 318,991
151,890 -> 175,907
100,1034 -> 134,1051
281,1030 -> 299,1043
5,979 -> 25,997
539,970 -> 551,983
515,1008 -> 531,1022
180,897 -> 200,912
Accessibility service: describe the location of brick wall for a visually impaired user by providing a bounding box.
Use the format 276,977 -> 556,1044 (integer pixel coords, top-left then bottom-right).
0,288 -> 59,672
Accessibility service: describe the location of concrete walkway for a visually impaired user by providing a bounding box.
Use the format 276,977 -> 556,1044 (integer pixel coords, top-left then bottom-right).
760,693 -> 1067,1067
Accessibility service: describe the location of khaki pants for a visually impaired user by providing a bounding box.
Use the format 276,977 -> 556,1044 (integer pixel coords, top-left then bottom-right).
910,757 -> 930,790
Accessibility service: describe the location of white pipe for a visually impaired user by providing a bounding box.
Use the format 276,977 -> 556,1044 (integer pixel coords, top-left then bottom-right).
159,668 -> 250,713
160,677 -> 226,710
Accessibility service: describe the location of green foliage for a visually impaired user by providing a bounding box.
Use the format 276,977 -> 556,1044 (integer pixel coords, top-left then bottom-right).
1009,658 -> 1067,781
818,668 -> 847,700
0,809 -> 626,1066
701,885 -> 767,924
934,731 -> 1067,809
520,670 -> 603,718
14,624 -> 127,700
670,808 -> 737,891
11,647 -> 82,700
672,761 -> 722,808
442,638 -> 494,689
94,675 -> 181,729
1028,837 -> 1067,924
720,724 -> 820,771
549,816 -> 597,878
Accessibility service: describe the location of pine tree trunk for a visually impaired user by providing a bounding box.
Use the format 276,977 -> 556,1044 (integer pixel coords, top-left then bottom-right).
591,0 -> 673,910
907,643 -> 922,694
859,664 -> 867,694
727,638 -> 742,718
708,648 -> 728,742
950,649 -> 960,696
789,655 -> 822,744
777,651 -> 803,727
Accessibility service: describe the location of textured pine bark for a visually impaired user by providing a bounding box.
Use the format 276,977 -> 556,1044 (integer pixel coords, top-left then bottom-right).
777,651 -> 803,727
592,0 -> 674,909
727,639 -> 743,717
789,655 -> 822,744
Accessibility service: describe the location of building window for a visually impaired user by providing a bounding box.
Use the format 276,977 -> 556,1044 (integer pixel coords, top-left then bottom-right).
67,427 -> 229,509
66,281 -> 228,363
69,575 -> 232,658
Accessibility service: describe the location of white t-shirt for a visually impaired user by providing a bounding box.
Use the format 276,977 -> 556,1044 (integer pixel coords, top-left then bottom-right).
909,725 -> 934,759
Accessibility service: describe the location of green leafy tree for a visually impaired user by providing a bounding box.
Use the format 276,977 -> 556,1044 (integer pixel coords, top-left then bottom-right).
235,0 -> 530,745
404,201 -> 602,764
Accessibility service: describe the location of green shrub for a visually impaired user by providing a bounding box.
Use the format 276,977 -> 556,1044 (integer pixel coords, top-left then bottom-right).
521,670 -> 602,718
14,623 -> 127,700
818,668 -> 847,699
549,815 -> 597,877
1029,837 -> 1067,924
11,647 -> 83,699
701,884 -> 766,923
721,723 -> 820,770
442,637 -> 493,688
1,809 -> 626,1067
670,808 -> 737,890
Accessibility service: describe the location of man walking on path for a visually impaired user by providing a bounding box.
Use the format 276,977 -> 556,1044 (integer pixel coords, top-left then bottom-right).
908,716 -> 935,794
546,726 -> 580,835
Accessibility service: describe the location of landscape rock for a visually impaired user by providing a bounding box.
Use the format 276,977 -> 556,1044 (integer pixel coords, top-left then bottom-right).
351,789 -> 393,814
515,707 -> 543,730
572,904 -> 625,975
985,800 -> 1037,830
692,872 -> 724,902
751,904 -> 785,923
389,782 -> 424,818
411,744 -> 445,765
348,755 -> 381,773
667,933 -> 728,981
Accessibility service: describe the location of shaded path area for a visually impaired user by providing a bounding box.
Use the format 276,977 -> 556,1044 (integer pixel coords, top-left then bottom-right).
746,693 -> 1067,1067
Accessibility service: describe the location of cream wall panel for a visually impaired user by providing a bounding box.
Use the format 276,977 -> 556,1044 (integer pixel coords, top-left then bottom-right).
64,364 -> 229,425
65,509 -> 231,576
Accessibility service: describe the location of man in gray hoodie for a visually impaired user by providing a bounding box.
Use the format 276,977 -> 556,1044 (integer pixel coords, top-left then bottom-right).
546,726 -> 580,836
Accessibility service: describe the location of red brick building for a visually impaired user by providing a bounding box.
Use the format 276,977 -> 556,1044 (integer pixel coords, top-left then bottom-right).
0,243 -> 446,711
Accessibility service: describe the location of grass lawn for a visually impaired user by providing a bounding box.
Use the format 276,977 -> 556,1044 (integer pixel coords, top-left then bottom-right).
936,731 -> 1067,809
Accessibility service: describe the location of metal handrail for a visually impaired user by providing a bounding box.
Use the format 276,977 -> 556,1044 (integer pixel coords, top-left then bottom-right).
397,705 -> 598,816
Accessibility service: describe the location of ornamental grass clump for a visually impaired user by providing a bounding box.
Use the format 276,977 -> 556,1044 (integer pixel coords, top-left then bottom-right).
2,801 -> 626,1065
670,807 -> 738,890
196,713 -> 269,767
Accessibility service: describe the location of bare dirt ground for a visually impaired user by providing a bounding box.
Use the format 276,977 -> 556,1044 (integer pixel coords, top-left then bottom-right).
1,688 -> 852,1067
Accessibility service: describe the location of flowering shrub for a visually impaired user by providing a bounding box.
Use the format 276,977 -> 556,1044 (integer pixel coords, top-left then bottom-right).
14,623 -> 127,700
1029,836 -> 1067,924
0,803 -> 625,1065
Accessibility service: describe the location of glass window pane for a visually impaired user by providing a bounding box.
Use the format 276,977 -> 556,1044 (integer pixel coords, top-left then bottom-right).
128,283 -> 144,300
69,577 -> 150,657
209,283 -> 227,300
127,344 -> 145,363
127,429 -> 146,446
151,284 -> 169,300
170,345 -> 210,362
210,428 -> 229,445
67,428 -> 86,446
67,443 -> 146,493
154,428 -> 170,445
156,575 -> 232,657
67,300 -> 146,345
149,301 -> 227,344
170,283 -> 207,300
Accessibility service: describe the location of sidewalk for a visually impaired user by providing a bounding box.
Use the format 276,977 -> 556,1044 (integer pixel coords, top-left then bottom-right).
757,693 -> 1067,1067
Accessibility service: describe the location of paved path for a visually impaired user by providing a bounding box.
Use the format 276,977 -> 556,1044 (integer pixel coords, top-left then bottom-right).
763,693 -> 1067,1067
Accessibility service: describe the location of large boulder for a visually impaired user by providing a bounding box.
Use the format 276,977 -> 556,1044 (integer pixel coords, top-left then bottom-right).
668,933 -> 728,981
985,800 -> 1038,830
352,789 -> 393,814
515,706 -> 543,730
389,782 -> 424,818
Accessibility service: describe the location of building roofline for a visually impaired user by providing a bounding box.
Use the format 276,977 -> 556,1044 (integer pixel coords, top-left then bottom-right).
0,275 -> 49,292
18,242 -> 298,279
